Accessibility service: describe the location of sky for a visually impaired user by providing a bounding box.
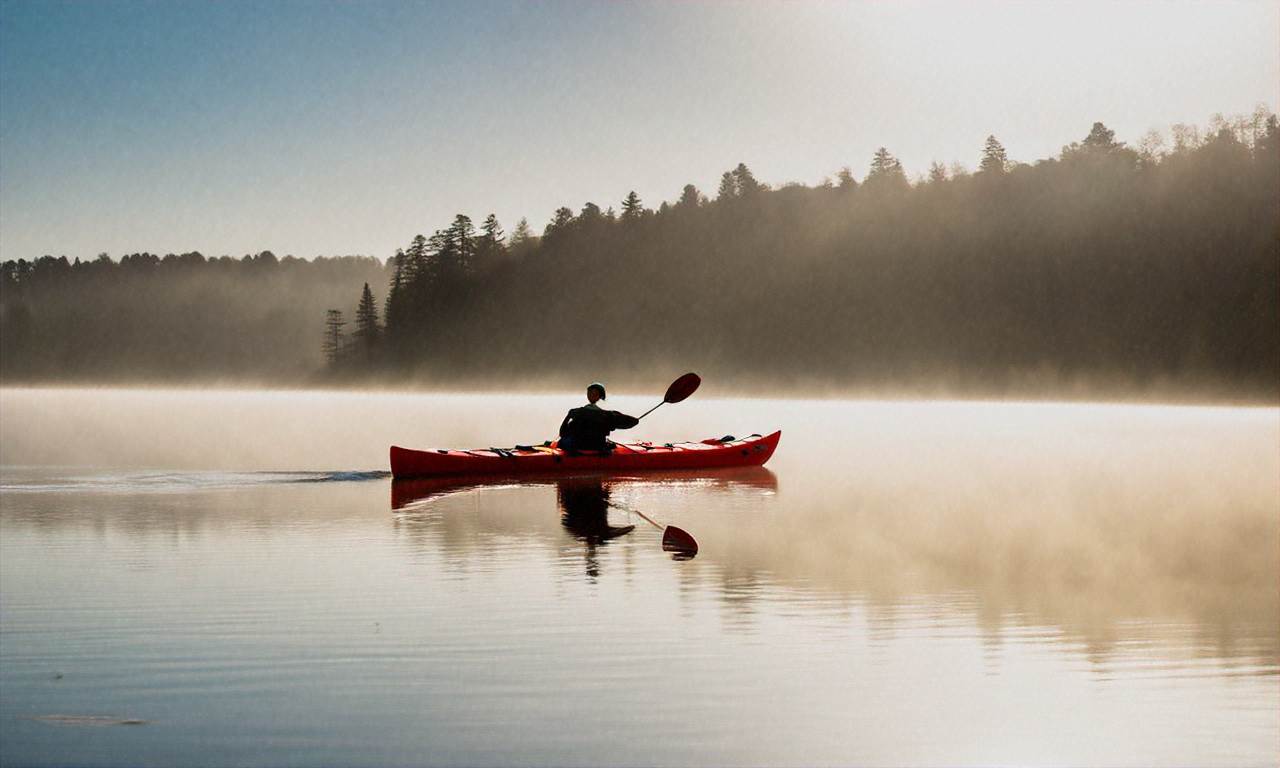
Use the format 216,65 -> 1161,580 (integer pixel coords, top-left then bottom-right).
1,0 -> 1276,262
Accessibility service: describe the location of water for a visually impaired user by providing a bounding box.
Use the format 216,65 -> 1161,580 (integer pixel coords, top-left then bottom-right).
1,388 -> 1276,766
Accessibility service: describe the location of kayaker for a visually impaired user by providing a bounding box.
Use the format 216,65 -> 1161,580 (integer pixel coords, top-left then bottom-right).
557,382 -> 639,454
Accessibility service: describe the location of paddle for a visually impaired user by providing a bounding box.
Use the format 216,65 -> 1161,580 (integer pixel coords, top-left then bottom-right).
637,372 -> 701,421
608,500 -> 698,556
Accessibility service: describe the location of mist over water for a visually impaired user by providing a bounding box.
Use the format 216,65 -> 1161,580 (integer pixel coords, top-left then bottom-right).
1,388 -> 1277,765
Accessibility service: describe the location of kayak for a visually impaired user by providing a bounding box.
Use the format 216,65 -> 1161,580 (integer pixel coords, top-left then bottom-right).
390,430 -> 781,479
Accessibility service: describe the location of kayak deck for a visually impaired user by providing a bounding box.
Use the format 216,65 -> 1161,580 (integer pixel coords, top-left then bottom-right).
390,430 -> 781,479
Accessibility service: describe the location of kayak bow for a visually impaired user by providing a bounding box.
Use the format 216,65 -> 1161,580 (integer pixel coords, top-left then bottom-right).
390,431 -> 781,479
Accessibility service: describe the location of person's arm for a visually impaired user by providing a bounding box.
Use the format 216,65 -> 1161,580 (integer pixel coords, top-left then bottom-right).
558,410 -> 574,438
608,411 -> 640,430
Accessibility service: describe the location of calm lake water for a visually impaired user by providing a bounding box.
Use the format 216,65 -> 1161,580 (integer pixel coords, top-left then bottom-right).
1,388 -> 1277,766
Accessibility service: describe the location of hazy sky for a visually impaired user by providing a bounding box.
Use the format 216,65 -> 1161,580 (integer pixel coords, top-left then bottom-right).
1,0 -> 1276,262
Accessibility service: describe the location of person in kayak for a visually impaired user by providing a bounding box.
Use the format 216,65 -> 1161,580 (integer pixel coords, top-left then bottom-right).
557,382 -> 639,454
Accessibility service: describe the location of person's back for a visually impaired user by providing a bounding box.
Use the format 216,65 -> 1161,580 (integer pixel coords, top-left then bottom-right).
558,382 -> 638,453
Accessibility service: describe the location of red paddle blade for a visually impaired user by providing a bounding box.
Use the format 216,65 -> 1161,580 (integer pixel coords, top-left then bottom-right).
661,525 -> 698,556
663,372 -> 701,404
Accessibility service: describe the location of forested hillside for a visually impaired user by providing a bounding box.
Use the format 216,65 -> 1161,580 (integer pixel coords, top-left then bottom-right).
3,111 -> 1277,398
0,254 -> 387,382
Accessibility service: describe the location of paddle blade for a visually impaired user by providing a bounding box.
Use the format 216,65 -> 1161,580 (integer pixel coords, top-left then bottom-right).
661,525 -> 698,556
663,372 -> 702,404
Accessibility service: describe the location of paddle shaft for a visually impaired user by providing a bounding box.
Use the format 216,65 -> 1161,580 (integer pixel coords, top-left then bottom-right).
608,501 -> 663,531
637,401 -> 664,420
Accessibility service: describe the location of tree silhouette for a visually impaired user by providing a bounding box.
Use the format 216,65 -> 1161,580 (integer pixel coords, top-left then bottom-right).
544,207 -> 575,239
508,217 -> 535,256
979,135 -> 1009,174
353,282 -> 379,358
384,250 -> 407,340
621,191 -> 644,221
322,309 -> 347,365
478,213 -> 506,263
732,163 -> 762,195
717,171 -> 737,200
1082,121 -> 1119,152
447,214 -> 477,274
677,184 -> 702,208
865,147 -> 908,191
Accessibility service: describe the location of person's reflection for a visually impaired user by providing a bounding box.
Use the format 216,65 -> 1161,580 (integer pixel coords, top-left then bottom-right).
556,478 -> 634,579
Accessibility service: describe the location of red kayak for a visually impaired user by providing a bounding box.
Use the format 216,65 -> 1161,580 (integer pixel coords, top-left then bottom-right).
390,431 -> 781,479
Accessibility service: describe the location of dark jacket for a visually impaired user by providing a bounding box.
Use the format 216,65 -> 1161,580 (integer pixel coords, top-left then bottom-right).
558,405 -> 639,452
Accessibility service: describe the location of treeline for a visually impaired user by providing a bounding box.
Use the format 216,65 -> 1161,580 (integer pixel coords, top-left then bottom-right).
0,252 -> 387,381
320,110 -> 1279,398
3,108 -> 1277,398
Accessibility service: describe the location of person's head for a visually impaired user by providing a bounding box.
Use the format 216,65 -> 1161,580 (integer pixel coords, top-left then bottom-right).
586,382 -> 606,403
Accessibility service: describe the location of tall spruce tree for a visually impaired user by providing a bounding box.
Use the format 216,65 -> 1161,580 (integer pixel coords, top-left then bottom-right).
717,171 -> 737,200
448,214 -> 477,274
354,282 -> 379,357
543,207 -> 575,238
384,250 -> 406,342
404,235 -> 429,285
509,217 -> 534,253
732,163 -> 761,195
865,147 -> 908,191
979,135 -> 1009,174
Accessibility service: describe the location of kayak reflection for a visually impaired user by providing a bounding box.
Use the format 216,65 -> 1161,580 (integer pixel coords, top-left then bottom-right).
389,467 -> 778,510
390,468 -> 776,577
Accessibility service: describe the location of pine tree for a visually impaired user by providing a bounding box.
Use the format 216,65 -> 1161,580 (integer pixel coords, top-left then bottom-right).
677,184 -> 702,208
322,309 -> 346,365
544,207 -> 575,238
424,229 -> 452,288
448,214 -> 477,273
732,163 -> 761,195
717,171 -> 737,200
404,235 -> 429,285
474,213 -> 505,264
621,191 -> 644,221
979,135 -> 1009,174
478,213 -> 505,260
482,213 -> 504,243
865,147 -> 908,191
354,282 -> 379,357
509,217 -> 533,251
384,250 -> 406,339
1081,122 -> 1120,153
